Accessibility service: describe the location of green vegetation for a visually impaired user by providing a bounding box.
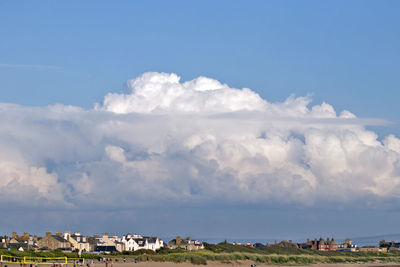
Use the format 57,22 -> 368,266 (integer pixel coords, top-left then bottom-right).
2,242 -> 400,265
123,250 -> 400,265
0,248 -> 79,258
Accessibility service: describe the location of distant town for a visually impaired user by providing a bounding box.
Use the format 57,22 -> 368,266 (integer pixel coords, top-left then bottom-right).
1,231 -> 399,254
0,231 -> 203,253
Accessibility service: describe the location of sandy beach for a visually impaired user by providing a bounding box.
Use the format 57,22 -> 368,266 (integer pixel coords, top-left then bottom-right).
94,261 -> 400,267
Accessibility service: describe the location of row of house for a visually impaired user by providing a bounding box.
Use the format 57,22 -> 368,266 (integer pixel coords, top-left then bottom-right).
2,232 -> 396,254
262,237 -> 391,252
65,232 -> 165,252
167,237 -> 205,250
297,237 -> 357,251
0,232 -> 204,253
230,237 -> 400,253
0,231 -> 164,253
241,237 -> 359,251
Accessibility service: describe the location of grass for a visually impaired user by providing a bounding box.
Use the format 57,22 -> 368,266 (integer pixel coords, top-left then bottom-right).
2,243 -> 400,265
100,250 -> 400,265
0,248 -> 78,258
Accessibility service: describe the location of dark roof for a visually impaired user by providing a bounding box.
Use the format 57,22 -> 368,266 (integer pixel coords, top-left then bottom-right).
11,237 -> 28,243
52,235 -> 68,242
7,243 -> 29,249
95,245 -> 117,252
132,239 -> 146,246
147,237 -> 158,243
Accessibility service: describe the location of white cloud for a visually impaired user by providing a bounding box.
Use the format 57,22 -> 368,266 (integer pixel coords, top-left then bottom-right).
1,72 -> 399,210
0,152 -> 63,205
101,72 -> 267,114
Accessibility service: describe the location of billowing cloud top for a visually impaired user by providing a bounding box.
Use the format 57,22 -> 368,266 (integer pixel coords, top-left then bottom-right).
101,72 -> 267,114
1,72 -> 399,210
100,72 -> 355,119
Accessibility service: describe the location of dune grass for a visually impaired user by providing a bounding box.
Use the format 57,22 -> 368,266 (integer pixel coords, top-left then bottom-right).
128,250 -> 400,265
2,242 -> 400,265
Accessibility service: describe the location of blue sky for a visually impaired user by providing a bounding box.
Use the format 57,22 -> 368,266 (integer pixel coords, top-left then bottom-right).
1,1 -> 399,119
1,1 -> 400,240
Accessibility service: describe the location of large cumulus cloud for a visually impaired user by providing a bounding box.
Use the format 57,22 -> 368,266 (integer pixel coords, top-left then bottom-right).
1,72 -> 399,210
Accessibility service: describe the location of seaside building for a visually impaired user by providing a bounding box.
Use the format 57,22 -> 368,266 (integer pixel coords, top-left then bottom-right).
379,240 -> 400,252
122,234 -> 163,251
37,231 -> 72,251
168,237 -> 204,250
64,231 -> 90,252
360,246 -> 387,252
5,232 -> 37,251
337,238 -> 358,252
305,237 -> 338,251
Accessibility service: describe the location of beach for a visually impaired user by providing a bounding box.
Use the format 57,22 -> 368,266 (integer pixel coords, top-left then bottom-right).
94,261 -> 400,267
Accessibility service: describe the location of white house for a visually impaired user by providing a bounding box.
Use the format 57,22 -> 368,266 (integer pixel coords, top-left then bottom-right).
122,234 -> 163,251
64,231 -> 90,252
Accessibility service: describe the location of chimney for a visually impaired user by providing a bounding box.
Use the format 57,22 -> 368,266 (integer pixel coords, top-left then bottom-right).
46,231 -> 52,237
23,232 -> 28,239
55,232 -> 62,237
275,240 -> 277,245
12,232 -> 17,238
93,233 -> 99,238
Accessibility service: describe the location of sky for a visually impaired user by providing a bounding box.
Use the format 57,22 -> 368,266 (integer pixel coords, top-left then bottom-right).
0,0 -> 400,241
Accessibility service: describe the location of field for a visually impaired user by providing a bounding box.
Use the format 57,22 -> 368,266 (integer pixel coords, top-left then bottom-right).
2,243 -> 400,265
